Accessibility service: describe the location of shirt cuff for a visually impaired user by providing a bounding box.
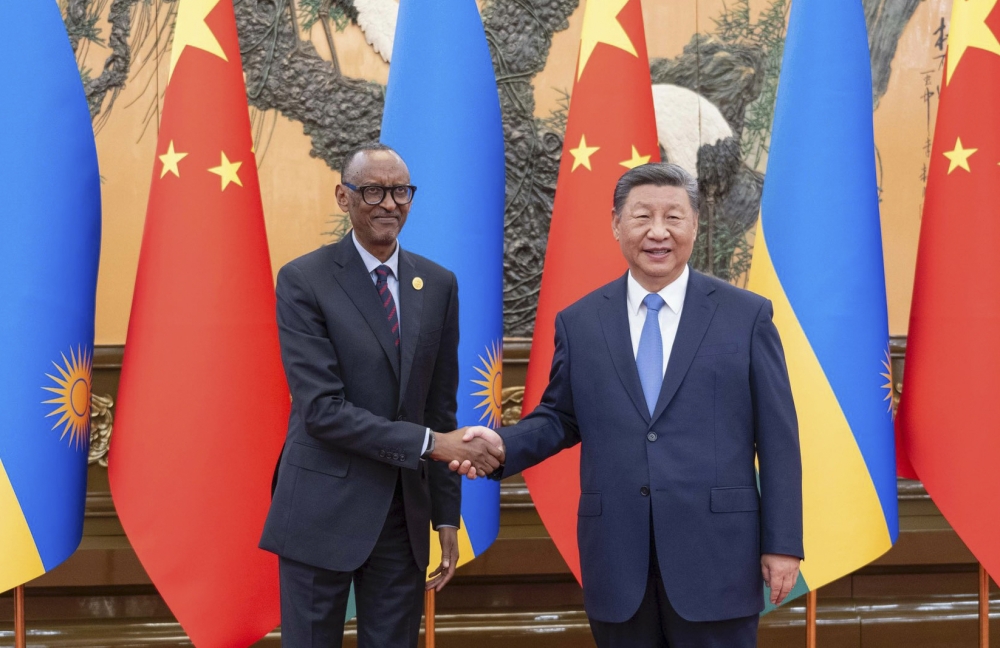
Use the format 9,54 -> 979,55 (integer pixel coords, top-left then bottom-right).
421,428 -> 432,455
435,524 -> 458,530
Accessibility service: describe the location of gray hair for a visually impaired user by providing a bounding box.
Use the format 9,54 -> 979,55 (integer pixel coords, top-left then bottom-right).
340,141 -> 403,180
612,162 -> 700,215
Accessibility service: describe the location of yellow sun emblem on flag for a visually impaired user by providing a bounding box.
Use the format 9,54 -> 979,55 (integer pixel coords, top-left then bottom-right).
43,346 -> 93,450
881,347 -> 894,416
471,340 -> 503,429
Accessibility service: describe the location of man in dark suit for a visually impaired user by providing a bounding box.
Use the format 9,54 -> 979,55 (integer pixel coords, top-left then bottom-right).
260,143 -> 502,648
451,163 -> 803,647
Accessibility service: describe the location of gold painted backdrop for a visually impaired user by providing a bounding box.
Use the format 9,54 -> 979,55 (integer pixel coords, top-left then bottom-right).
70,0 -> 950,344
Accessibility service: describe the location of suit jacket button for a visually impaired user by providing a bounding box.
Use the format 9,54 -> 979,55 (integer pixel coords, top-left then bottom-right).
640,486 -> 650,497
646,432 -> 657,442
393,453 -> 400,461
397,415 -> 405,421
379,450 -> 386,458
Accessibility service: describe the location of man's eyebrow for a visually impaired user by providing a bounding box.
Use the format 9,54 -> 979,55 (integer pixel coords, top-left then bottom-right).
629,201 -> 684,210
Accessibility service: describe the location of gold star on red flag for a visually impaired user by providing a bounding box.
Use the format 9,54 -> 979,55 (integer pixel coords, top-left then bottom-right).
944,137 -> 977,173
159,141 -> 188,179
569,134 -> 600,172
577,0 -> 637,80
946,0 -> 1000,84
169,0 -> 228,80
208,152 -> 243,190
112,0 -> 289,643
619,145 -> 652,169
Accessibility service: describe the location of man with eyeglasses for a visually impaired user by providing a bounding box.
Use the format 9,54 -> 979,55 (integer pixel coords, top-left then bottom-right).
260,142 -> 503,647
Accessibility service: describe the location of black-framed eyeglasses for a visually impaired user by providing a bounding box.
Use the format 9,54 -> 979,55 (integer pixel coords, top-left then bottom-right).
343,182 -> 417,206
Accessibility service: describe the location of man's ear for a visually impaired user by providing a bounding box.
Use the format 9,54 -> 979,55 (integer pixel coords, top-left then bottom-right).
611,209 -> 621,241
335,184 -> 350,212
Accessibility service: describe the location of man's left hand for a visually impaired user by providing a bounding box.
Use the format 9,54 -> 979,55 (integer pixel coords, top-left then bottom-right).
761,553 -> 800,606
426,527 -> 459,592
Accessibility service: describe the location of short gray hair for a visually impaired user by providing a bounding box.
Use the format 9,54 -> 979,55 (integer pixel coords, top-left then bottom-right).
341,141 -> 403,180
612,162 -> 700,215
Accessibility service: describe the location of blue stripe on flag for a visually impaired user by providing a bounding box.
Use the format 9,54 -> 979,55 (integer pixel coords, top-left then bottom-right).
382,0 -> 505,557
0,0 -> 102,571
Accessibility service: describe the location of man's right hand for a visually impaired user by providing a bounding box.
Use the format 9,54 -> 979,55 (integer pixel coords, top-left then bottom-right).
430,427 -> 504,476
446,426 -> 505,479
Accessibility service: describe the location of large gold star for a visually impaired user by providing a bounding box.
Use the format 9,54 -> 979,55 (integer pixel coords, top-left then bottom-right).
569,134 -> 600,172
208,151 -> 243,190
946,0 -> 1000,84
169,0 -> 228,80
577,0 -> 637,80
619,145 -> 651,170
944,137 -> 977,173
158,141 -> 188,179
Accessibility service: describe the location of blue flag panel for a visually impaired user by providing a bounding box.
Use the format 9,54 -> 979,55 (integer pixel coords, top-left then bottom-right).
382,0 -> 505,558
0,0 -> 102,593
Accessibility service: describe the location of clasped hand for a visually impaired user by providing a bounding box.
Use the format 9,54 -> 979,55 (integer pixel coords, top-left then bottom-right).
430,426 -> 505,479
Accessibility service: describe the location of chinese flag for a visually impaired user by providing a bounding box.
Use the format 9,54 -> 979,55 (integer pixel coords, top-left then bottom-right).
520,0 -> 659,582
107,0 -> 289,645
895,0 -> 1000,578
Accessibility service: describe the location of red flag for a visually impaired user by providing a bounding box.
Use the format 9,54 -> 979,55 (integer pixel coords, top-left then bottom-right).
521,0 -> 659,582
107,0 -> 289,645
895,1 -> 1000,577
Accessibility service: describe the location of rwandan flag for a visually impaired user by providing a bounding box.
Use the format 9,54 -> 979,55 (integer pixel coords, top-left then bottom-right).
747,0 -> 898,606
0,1 -> 102,593
382,0 -> 505,569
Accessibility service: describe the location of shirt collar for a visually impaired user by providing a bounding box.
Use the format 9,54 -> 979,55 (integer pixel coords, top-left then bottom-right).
352,230 -> 400,278
626,265 -> 690,316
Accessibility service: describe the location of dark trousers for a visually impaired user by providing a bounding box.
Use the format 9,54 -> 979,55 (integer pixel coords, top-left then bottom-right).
589,533 -> 759,648
278,479 -> 424,648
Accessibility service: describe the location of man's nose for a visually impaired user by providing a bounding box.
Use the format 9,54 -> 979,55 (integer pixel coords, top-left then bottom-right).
648,220 -> 670,239
378,192 -> 398,210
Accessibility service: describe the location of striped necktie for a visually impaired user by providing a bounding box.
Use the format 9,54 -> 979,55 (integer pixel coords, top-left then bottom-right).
374,265 -> 400,351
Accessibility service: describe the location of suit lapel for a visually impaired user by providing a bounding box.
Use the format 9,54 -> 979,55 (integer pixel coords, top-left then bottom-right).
330,236 -> 400,379
396,249 -> 423,408
650,271 -> 717,424
599,275 -> 651,424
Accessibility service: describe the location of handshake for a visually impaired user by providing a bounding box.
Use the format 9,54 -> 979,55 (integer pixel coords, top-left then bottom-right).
429,426 -> 505,479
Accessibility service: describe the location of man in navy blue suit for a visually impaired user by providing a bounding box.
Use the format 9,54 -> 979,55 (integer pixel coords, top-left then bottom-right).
453,163 -> 803,647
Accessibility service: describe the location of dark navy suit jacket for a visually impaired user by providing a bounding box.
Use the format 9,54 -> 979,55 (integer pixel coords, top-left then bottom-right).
260,234 -> 461,572
500,269 -> 803,623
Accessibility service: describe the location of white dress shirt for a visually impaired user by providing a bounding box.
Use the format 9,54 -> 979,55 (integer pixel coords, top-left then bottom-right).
352,231 -> 401,334
626,265 -> 690,378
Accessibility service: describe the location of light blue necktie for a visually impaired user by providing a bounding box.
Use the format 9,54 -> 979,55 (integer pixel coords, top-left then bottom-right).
637,293 -> 666,415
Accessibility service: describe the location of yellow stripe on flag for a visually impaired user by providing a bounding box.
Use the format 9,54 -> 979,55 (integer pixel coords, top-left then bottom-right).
0,458 -> 45,593
748,221 -> 892,589
427,519 -> 477,579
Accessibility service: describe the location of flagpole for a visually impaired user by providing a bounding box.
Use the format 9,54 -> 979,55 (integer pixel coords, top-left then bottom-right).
14,585 -> 26,648
806,590 -> 817,648
424,588 -> 436,648
980,563 -> 990,648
